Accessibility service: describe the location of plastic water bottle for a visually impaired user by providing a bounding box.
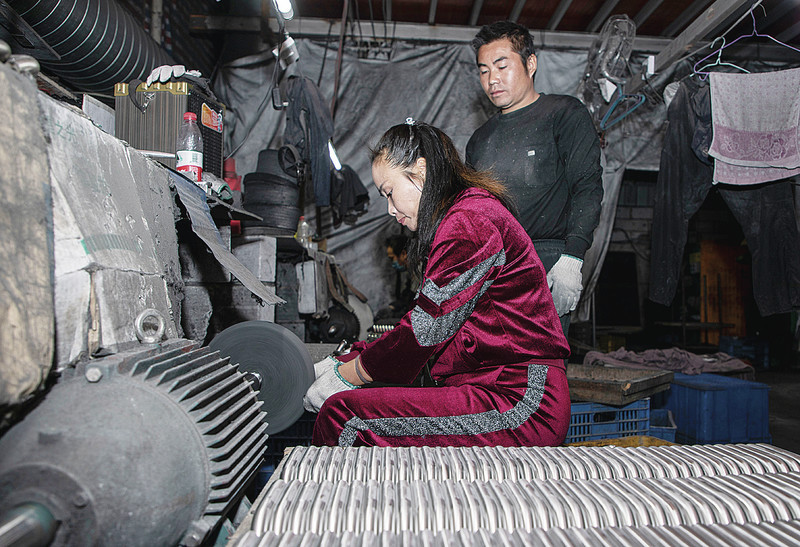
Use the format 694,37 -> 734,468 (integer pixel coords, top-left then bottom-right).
176,112 -> 203,184
295,216 -> 313,250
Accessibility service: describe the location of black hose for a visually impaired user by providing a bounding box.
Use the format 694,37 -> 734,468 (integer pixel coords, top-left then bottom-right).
10,0 -> 173,92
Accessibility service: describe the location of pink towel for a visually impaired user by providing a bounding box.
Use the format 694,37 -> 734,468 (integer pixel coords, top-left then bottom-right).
709,67 -> 800,184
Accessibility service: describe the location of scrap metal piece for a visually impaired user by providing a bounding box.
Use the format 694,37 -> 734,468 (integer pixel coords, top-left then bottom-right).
170,171 -> 284,306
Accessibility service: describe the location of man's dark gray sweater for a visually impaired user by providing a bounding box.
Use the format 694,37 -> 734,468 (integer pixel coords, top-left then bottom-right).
466,94 -> 603,259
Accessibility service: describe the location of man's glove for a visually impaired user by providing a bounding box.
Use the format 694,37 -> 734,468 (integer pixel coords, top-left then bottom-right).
546,254 -> 583,316
146,64 -> 202,86
303,358 -> 360,413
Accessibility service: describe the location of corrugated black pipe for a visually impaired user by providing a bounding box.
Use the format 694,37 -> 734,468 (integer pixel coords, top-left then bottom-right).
10,0 -> 173,93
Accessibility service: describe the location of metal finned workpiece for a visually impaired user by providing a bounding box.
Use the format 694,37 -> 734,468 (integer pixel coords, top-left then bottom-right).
226,443 -> 800,546
275,444 -> 800,482
249,472 -> 800,534
234,519 -> 800,547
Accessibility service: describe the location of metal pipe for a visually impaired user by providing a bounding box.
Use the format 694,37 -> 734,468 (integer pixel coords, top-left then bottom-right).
0,503 -> 58,547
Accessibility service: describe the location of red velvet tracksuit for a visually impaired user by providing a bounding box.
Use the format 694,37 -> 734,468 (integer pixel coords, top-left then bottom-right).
312,188 -> 571,447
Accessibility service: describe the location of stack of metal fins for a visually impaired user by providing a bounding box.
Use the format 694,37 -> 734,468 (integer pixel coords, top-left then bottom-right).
231,444 -> 800,546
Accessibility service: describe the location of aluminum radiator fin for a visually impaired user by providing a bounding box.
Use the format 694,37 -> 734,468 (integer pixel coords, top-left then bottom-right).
193,382 -> 255,429
251,472 -> 800,534
203,388 -> 262,440
152,352 -> 224,386
236,519 -> 800,546
123,339 -> 269,518
177,367 -> 242,408
128,344 -> 197,376
276,444 -> 800,482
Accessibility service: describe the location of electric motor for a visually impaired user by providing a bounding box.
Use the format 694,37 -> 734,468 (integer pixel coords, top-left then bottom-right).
0,339 -> 268,546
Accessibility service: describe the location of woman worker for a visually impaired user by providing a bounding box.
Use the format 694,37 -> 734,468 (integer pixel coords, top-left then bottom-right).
303,119 -> 570,447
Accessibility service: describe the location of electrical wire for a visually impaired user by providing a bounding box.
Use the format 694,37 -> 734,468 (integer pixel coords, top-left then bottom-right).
351,0 -> 365,53
616,227 -> 650,261
382,0 -> 389,44
368,0 -> 377,41
226,19 -> 286,159
317,22 -> 335,88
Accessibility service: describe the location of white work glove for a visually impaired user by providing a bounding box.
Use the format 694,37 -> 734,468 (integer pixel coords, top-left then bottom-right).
546,254 -> 584,316
312,355 -> 337,379
146,64 -> 202,86
303,357 -> 360,413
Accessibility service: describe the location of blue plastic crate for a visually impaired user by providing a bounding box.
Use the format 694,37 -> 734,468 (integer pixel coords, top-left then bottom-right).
657,373 -> 770,444
719,336 -> 770,369
565,398 -> 650,444
649,409 -> 677,443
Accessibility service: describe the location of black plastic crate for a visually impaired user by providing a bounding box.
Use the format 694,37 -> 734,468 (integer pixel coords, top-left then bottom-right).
263,411 -> 317,468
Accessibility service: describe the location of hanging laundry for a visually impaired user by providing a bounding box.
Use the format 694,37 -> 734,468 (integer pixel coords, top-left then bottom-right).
709,67 -> 800,184
330,165 -> 369,227
283,76 -> 335,206
649,77 -> 800,316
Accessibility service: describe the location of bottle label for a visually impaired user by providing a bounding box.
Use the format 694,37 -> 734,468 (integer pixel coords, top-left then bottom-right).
176,150 -> 203,183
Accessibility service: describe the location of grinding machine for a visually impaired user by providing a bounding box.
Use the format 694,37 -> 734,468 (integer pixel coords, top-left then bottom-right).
0,48 -> 324,545
0,321 -> 315,547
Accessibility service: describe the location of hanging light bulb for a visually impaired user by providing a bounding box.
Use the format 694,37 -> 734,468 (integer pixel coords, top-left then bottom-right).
272,0 -> 294,21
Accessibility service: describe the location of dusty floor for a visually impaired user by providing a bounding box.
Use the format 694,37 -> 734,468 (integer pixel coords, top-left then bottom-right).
758,369 -> 800,455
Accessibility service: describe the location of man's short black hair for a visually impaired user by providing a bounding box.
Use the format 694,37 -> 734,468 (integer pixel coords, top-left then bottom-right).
471,20 -> 536,65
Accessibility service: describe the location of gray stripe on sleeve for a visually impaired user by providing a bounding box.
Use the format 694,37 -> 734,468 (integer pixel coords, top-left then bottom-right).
411,249 -> 505,346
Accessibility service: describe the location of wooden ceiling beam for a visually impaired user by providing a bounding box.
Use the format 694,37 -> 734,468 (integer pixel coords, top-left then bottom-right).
776,20 -> 800,43
509,0 -> 527,23
663,0 -> 716,37
547,0 -> 573,30
633,0 -> 664,27
628,0 -> 753,93
468,0 -> 484,26
428,0 -> 438,25
587,0 -> 620,33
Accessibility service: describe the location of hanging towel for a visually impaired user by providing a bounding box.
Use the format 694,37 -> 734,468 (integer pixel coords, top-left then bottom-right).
709,67 -> 800,184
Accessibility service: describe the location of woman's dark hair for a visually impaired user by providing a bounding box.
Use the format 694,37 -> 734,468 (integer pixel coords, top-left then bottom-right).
471,21 -> 536,66
370,122 -> 516,278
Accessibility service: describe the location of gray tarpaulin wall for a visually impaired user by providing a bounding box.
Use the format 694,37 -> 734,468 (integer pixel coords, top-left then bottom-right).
214,38 -> 674,323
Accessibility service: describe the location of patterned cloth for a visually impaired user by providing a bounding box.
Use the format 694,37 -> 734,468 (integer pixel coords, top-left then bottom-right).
312,188 -> 571,447
709,67 -> 800,184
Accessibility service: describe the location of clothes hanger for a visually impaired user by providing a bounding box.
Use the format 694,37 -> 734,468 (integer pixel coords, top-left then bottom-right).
599,87 -> 646,130
692,36 -> 750,79
691,4 -> 800,79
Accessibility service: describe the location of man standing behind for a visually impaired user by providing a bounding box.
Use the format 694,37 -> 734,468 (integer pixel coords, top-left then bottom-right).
466,21 -> 603,339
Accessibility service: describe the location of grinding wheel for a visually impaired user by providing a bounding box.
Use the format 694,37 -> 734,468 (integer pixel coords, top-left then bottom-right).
208,321 -> 314,434
348,295 -> 374,342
